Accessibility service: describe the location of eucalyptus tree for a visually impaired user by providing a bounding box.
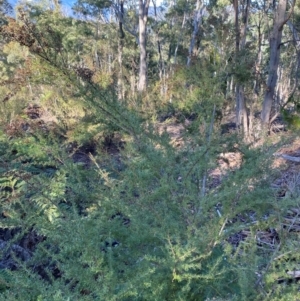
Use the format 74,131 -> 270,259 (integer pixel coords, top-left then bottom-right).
233,0 -> 250,138
137,0 -> 150,92
72,0 -> 116,72
187,0 -> 205,67
72,0 -> 151,94
210,0 -> 298,136
261,0 -> 295,127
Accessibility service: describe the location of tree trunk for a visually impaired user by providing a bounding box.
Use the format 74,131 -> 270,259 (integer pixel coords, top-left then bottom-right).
234,0 -> 250,139
152,0 -> 165,96
94,22 -> 100,70
254,28 -> 263,96
234,0 -> 241,130
261,0 -> 288,126
117,0 -> 125,100
285,20 -> 300,102
187,0 -> 204,67
174,12 -> 186,65
137,0 -> 151,92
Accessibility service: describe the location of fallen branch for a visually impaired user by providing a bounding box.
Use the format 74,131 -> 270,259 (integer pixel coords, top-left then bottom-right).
273,153 -> 300,162
280,154 -> 300,162
287,270 -> 300,278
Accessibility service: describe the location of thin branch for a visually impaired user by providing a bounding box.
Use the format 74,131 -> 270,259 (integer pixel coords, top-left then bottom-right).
112,3 -> 138,41
278,39 -> 300,47
279,0 -> 296,31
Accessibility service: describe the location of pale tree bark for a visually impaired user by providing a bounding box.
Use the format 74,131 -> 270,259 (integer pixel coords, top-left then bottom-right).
137,0 -> 151,92
234,0 -> 250,139
287,20 -> 300,53
131,61 -> 136,97
187,0 -> 204,67
174,12 -> 187,65
250,17 -> 264,138
253,18 -> 263,97
94,22 -> 100,71
284,20 -> 300,102
275,64 -> 289,108
117,0 -> 125,100
108,53 -> 112,73
261,0 -> 295,127
268,19 -> 300,124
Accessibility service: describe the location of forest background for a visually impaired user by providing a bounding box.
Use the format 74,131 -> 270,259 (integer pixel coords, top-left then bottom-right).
1,0 -> 300,300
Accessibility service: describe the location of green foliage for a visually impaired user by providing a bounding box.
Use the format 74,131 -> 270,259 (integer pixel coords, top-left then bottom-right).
282,108 -> 300,130
167,63 -> 223,120
1,3 -> 300,301
73,0 -> 112,16
0,108 -> 286,300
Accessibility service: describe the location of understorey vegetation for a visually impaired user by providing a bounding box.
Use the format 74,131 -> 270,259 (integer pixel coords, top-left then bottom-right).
1,1 -> 300,300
